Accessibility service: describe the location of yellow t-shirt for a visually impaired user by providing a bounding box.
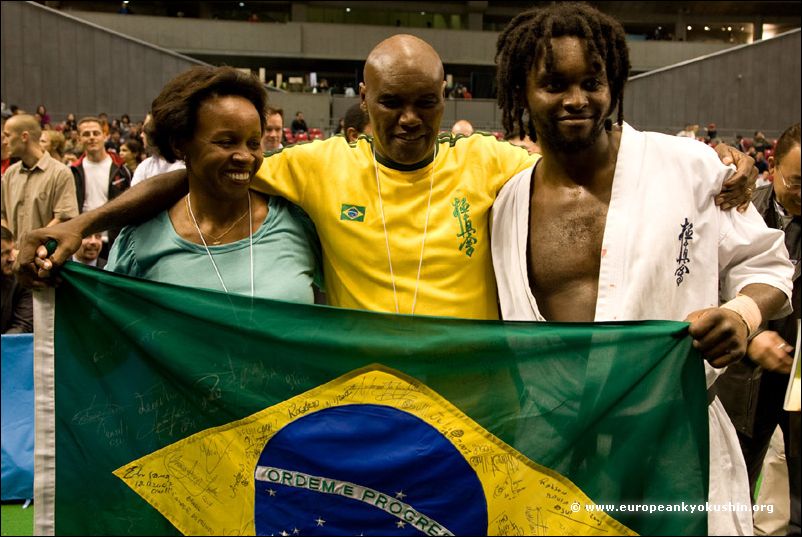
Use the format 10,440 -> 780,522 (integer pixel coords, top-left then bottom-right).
253,133 -> 537,319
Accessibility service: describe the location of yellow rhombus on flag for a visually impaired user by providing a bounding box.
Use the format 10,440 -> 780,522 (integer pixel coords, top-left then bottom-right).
114,365 -> 636,536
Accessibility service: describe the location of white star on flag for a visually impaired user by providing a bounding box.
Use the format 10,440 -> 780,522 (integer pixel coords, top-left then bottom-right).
395,490 -> 407,500
397,521 -> 406,529
316,517 -> 326,527
267,489 -> 276,497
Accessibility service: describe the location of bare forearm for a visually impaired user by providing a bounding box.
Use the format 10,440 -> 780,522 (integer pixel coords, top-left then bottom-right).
13,169 -> 189,288
67,169 -> 189,236
738,283 -> 789,325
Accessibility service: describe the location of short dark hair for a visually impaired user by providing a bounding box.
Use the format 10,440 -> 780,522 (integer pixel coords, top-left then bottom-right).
77,116 -> 102,131
343,103 -> 370,135
147,65 -> 268,163
495,1 -> 630,142
1,225 -> 13,242
267,107 -> 283,119
123,138 -> 145,160
774,123 -> 800,162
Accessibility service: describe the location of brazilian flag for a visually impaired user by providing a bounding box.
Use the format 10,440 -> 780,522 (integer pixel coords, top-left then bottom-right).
34,264 -> 708,536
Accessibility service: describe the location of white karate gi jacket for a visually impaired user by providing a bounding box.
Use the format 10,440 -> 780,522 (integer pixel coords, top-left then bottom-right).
491,122 -> 794,536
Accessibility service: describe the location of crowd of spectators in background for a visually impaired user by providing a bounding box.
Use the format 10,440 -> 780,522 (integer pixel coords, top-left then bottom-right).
0,97 -> 793,338
677,122 -> 784,187
1,100 -> 789,176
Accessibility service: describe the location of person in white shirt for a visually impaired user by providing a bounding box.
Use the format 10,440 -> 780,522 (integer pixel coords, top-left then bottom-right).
70,117 -> 132,255
130,113 -> 185,187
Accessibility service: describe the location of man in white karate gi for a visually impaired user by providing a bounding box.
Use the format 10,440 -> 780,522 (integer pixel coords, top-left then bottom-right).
491,3 -> 794,535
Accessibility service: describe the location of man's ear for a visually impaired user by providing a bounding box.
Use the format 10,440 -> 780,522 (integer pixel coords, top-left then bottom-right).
359,82 -> 367,110
767,155 -> 775,174
441,80 -> 447,98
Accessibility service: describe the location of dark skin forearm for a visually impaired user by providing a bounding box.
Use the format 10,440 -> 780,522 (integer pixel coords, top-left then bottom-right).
741,283 -> 789,323
686,283 -> 789,368
14,169 -> 188,287
74,169 -> 189,236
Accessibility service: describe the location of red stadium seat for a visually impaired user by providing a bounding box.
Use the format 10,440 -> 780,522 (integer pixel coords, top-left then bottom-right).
295,132 -> 309,141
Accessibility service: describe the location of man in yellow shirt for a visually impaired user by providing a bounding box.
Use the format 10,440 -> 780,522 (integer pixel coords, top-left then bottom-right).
259,36 -> 531,318
17,35 -> 754,321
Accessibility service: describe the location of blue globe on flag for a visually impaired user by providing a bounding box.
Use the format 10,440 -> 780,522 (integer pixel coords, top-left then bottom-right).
254,404 -> 487,536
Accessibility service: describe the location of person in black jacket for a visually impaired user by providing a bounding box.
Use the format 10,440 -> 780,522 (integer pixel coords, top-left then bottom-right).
717,122 -> 800,536
1,226 -> 32,334
290,111 -> 308,136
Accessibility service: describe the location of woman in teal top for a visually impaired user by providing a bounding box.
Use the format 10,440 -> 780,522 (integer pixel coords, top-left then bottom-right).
106,66 -> 319,303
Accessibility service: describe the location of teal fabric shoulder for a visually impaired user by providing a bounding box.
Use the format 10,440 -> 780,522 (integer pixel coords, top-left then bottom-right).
105,195 -> 317,304
106,224 -> 141,277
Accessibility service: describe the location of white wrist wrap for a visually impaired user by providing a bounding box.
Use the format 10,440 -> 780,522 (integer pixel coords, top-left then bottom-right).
721,294 -> 762,337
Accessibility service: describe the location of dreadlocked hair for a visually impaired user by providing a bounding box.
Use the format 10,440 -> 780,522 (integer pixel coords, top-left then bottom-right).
496,2 -> 630,142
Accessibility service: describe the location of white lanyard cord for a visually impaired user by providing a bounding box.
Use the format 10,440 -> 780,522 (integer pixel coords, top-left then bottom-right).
372,144 -> 437,315
186,192 -> 254,298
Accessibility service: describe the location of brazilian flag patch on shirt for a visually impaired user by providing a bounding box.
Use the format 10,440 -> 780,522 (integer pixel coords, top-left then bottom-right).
340,204 -> 366,222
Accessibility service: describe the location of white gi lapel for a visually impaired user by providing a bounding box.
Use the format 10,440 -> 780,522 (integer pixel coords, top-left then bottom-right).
594,122 -> 642,321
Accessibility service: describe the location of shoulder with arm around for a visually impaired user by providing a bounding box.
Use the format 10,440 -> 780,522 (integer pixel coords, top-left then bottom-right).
258,136 -> 359,200
445,133 -> 536,188
641,128 -> 734,195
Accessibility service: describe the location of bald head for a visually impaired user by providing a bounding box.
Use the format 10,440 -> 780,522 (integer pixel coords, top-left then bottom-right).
364,34 -> 444,82
7,114 -> 42,139
451,120 -> 474,137
2,114 -> 43,161
360,35 -> 446,165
